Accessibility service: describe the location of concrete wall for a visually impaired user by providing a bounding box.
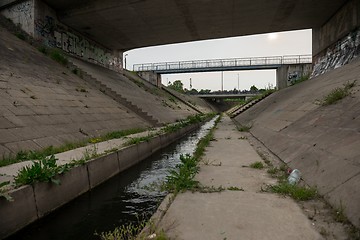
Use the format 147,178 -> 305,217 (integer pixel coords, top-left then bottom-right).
276,64 -> 312,89
312,0 -> 360,77
0,121 -> 201,239
1,0 -> 35,36
234,58 -> 360,228
0,0 -> 122,71
137,71 -> 162,87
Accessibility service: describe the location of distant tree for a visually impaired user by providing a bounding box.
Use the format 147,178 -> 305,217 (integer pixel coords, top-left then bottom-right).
168,80 -> 184,93
250,85 -> 258,92
198,89 -> 211,94
187,88 -> 198,95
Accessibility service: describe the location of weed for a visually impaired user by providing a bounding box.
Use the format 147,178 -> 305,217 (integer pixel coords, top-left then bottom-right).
49,49 -> 68,65
163,154 -> 199,193
267,182 -> 317,201
123,134 -> 154,146
14,155 -> 70,187
96,219 -> 147,240
321,80 -> 356,105
37,46 -> 48,54
267,167 -> 279,176
82,145 -> 100,161
237,124 -> 252,132
249,161 -> 264,169
227,186 -> 244,191
15,32 -> 25,40
0,181 -> 13,201
334,200 -> 347,223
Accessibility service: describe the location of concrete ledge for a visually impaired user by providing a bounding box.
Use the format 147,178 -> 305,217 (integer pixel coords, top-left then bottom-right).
0,185 -> 38,239
118,144 -> 139,172
87,152 -> 119,189
34,166 -> 90,218
1,120 -> 205,237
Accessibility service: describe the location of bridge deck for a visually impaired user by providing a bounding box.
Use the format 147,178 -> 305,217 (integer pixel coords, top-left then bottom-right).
134,55 -> 312,74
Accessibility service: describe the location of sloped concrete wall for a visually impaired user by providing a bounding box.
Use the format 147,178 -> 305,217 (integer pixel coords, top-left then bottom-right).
234,58 -> 360,228
0,25 -> 149,159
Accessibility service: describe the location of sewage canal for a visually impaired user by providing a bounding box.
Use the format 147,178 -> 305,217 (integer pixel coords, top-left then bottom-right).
7,118 -> 217,240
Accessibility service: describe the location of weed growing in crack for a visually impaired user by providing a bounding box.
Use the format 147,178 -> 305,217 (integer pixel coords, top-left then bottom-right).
0,181 -> 13,201
249,161 -> 264,169
267,182 -> 318,201
321,80 -> 356,105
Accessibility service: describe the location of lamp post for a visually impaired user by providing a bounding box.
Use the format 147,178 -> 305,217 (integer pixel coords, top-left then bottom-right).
237,73 -> 240,91
221,71 -> 224,92
124,54 -> 128,70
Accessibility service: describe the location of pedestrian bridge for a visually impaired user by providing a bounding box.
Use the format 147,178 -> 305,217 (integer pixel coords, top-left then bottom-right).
192,93 -> 259,99
133,55 -> 312,74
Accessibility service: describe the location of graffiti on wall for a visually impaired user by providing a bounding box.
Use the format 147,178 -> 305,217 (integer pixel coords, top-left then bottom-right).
2,0 -> 33,33
312,28 -> 360,77
34,15 -> 121,71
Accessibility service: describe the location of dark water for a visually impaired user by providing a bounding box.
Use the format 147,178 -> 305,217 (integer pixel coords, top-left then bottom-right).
7,118 -> 217,240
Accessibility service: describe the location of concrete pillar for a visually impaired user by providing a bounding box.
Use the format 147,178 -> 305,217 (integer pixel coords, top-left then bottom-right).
137,71 -> 162,87
276,64 -> 313,89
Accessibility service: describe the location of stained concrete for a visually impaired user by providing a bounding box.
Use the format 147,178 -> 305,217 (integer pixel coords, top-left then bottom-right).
234,57 -> 360,227
158,116 -> 322,239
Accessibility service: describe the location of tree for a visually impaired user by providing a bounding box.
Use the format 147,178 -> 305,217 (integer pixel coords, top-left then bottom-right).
168,80 -> 184,93
250,85 -> 258,92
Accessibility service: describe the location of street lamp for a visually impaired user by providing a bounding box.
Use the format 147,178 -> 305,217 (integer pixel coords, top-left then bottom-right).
124,54 -> 128,70
221,71 -> 224,92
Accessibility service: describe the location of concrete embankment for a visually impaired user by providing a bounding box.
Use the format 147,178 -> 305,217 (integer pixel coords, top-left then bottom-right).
234,58 -> 360,228
154,116 -> 322,239
0,121 -> 203,239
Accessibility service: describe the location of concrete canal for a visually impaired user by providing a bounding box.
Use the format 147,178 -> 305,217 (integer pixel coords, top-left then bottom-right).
6,118 -> 217,240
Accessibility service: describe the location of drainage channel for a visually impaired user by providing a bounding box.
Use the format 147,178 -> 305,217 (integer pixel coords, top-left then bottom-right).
6,118 -> 217,240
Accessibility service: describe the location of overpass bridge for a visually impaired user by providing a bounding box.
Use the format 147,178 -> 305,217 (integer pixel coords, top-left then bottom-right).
192,93 -> 259,100
134,55 -> 312,89
133,55 -> 312,74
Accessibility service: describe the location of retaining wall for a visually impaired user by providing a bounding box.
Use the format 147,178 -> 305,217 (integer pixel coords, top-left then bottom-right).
0,122 -> 201,239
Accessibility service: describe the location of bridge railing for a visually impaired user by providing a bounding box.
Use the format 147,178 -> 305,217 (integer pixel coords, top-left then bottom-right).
133,54 -> 312,72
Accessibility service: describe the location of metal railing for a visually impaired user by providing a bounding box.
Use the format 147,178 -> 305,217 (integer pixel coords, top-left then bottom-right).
133,54 -> 312,73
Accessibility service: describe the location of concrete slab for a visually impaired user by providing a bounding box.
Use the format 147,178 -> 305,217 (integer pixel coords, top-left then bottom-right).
157,116 -> 322,239
160,192 -> 322,240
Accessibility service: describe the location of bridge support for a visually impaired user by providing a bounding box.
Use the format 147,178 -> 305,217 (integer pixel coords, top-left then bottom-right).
137,71 -> 162,87
276,64 -> 312,89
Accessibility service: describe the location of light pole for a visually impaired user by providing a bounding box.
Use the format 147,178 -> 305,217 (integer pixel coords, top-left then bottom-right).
221,71 -> 224,92
237,73 -> 240,91
124,54 -> 128,70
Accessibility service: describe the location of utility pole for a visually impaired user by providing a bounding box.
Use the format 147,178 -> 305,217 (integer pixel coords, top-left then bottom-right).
237,73 -> 240,91
221,71 -> 224,92
190,78 -> 192,89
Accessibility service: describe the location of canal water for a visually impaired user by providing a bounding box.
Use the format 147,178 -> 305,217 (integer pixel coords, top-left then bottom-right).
7,118 -> 217,240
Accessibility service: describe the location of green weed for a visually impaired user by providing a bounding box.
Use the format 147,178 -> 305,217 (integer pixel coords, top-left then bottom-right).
267,182 -> 317,201
0,181 -> 13,201
49,49 -> 68,65
322,80 -> 356,105
237,124 -> 252,132
249,161 -> 264,169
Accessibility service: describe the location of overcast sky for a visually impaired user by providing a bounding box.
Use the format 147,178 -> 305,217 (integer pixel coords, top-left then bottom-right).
124,29 -> 312,91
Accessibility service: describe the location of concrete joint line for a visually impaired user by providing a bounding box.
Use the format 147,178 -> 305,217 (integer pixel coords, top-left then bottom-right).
324,171 -> 360,196
31,185 -> 40,219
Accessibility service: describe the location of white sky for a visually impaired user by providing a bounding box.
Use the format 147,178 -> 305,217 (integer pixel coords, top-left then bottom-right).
124,29 -> 312,91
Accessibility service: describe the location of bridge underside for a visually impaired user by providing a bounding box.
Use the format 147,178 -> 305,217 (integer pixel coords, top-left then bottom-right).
41,0 -> 347,51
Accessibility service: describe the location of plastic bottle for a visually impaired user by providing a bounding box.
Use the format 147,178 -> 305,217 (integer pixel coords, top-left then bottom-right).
288,169 -> 301,185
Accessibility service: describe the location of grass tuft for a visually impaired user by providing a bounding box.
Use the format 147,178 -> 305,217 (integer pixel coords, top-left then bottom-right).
268,182 -> 317,201
249,161 -> 264,169
321,80 -> 356,105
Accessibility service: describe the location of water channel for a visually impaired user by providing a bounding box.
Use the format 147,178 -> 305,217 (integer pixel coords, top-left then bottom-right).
7,118 -> 217,240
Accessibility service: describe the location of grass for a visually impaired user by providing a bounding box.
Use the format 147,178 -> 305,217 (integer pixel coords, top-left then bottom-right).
237,124 -> 252,132
123,134 -> 154,146
268,182 -> 317,201
49,49 -> 68,65
321,80 -> 356,105
0,128 -> 146,167
14,155 -> 69,187
334,200 -> 347,223
249,161 -> 264,169
0,181 -> 13,201
163,115 -> 221,194
96,219 -> 147,240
